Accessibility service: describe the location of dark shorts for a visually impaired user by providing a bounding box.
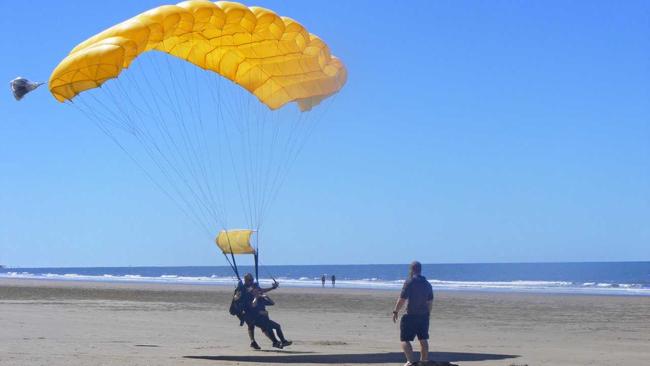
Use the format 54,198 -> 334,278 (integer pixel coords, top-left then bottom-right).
400,314 -> 429,342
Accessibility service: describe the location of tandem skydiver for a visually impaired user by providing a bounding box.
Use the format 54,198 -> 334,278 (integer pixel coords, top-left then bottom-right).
233,273 -> 291,350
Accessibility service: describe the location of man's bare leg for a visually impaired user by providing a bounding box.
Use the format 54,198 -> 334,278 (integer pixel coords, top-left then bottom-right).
401,341 -> 415,363
419,339 -> 429,362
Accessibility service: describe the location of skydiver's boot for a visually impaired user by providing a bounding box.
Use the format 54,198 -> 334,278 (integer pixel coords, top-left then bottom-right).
281,340 -> 292,348
265,329 -> 282,349
273,323 -> 291,347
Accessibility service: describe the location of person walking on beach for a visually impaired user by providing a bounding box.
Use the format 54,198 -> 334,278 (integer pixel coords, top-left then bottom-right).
392,261 -> 433,366
331,274 -> 336,287
321,274 -> 326,287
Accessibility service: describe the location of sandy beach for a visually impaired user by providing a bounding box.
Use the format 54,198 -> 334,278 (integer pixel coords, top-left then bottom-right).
0,279 -> 648,365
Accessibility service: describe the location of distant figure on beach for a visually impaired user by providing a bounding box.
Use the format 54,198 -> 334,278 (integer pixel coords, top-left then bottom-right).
235,273 -> 292,350
331,274 -> 336,287
321,274 -> 326,287
392,261 -> 433,366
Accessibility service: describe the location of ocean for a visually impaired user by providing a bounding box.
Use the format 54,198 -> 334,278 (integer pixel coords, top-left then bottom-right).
1,262 -> 649,296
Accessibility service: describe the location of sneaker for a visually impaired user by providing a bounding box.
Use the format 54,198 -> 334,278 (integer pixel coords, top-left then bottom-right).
281,340 -> 292,348
250,341 -> 260,350
272,341 -> 283,349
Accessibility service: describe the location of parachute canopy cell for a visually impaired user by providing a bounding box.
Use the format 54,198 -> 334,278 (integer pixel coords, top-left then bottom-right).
48,0 -> 347,111
216,229 -> 256,254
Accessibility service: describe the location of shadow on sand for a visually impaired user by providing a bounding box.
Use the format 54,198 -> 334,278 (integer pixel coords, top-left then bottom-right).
184,351 -> 518,364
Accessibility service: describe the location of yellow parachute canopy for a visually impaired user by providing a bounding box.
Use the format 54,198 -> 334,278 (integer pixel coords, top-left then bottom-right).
48,0 -> 347,111
216,229 -> 256,254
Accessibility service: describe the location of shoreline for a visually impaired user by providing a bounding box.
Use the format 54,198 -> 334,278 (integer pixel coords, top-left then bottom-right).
1,275 -> 648,297
4,262 -> 648,297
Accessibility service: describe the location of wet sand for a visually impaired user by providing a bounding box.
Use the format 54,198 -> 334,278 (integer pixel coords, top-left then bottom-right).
1,278 -> 648,365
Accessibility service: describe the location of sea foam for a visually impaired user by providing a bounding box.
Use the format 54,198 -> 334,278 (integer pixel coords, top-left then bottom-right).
1,270 -> 648,296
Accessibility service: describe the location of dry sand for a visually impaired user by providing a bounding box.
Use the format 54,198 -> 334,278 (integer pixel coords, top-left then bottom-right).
1,278 -> 648,365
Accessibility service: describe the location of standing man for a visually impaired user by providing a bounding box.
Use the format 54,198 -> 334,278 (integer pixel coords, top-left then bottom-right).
392,261 -> 433,366
321,274 -> 326,287
331,274 -> 336,287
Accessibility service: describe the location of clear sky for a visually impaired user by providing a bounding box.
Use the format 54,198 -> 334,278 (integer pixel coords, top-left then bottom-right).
1,1 -> 648,267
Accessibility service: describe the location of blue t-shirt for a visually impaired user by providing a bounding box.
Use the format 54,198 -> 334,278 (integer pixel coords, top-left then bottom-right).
400,275 -> 433,315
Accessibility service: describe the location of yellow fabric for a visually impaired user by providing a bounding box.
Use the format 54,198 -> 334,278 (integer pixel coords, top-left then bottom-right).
48,0 -> 346,111
216,229 -> 256,254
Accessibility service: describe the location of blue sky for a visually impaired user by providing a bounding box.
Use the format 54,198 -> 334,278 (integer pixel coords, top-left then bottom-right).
1,1 -> 648,267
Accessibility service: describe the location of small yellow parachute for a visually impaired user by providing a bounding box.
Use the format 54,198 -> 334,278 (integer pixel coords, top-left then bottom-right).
48,0 -> 347,110
216,229 -> 256,255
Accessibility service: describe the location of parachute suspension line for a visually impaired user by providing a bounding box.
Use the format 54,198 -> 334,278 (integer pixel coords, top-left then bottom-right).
256,111 -> 308,229
207,69 -> 274,280
223,231 -> 242,281
255,111 -> 281,230
254,251 -> 259,283
69,99 -> 213,237
252,90 -> 271,231
229,250 -> 241,281
258,95 -> 338,229
144,54 -> 225,230
209,66 -> 254,233
121,59 -> 204,213
233,87 -> 252,229
244,84 -> 257,230
211,73 -> 255,231
207,51 -> 245,229
126,53 -> 212,230
159,54 -> 222,229
240,80 -> 258,231
99,80 -> 190,213
209,69 -> 272,275
243,75 -> 258,231
190,64 -> 224,227
205,70 -> 233,229
221,252 -> 240,282
73,95 -> 206,233
132,67 -> 222,232
209,57 -> 324,281
211,75 -> 244,227
73,54 -> 242,236
69,52 -> 337,283
176,57 -> 219,222
206,65 -> 266,281
104,70 -> 220,231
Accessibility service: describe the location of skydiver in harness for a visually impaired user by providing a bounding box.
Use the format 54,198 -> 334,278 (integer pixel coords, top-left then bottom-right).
231,273 -> 292,350
250,282 -> 292,349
